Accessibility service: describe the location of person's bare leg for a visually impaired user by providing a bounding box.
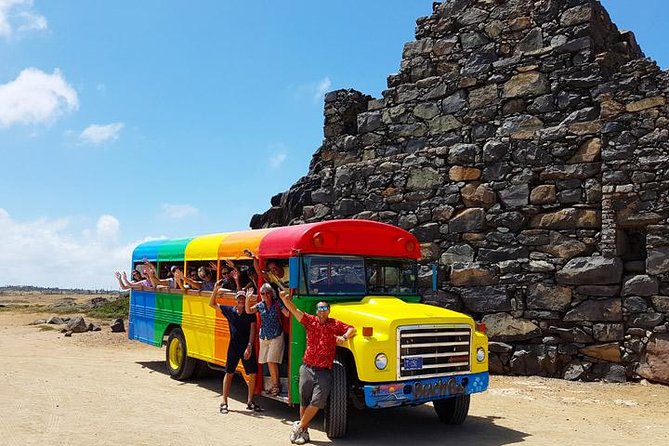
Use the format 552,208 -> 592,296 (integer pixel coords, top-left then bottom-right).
299,405 -> 320,430
246,374 -> 256,404
268,362 -> 280,390
223,373 -> 234,404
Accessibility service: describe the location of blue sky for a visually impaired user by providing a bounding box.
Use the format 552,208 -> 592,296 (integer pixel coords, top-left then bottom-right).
0,0 -> 667,289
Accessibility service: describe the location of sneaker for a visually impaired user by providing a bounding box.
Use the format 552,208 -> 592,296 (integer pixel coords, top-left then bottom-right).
294,430 -> 309,445
290,421 -> 303,443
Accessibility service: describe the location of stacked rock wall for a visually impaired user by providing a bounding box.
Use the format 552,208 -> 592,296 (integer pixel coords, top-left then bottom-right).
251,0 -> 669,384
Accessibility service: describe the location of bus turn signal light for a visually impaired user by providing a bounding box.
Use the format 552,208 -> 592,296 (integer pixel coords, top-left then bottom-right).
476,322 -> 486,334
363,326 -> 373,336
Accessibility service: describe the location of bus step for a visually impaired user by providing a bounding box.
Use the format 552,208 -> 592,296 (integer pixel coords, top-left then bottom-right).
261,376 -> 290,403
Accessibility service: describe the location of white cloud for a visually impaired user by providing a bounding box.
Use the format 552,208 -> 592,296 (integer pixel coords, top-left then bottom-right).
96,214 -> 120,240
79,122 -> 124,144
161,204 -> 199,219
0,208 -> 157,289
0,0 -> 47,38
269,152 -> 287,168
314,77 -> 332,101
0,68 -> 78,128
292,76 -> 333,103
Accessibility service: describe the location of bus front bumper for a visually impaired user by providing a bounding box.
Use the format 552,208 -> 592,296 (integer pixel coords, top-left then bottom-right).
362,371 -> 489,409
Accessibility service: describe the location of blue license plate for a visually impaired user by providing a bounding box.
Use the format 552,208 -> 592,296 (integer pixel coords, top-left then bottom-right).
403,357 -> 423,370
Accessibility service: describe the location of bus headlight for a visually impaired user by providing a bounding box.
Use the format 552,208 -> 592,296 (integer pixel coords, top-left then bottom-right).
476,347 -> 486,362
375,353 -> 388,370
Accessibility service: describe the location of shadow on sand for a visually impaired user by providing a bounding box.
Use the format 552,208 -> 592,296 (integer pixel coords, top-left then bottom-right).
136,360 -> 529,445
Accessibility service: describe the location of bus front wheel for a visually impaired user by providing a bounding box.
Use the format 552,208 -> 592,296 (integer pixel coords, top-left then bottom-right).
433,394 -> 470,425
166,328 -> 197,381
324,352 -> 348,438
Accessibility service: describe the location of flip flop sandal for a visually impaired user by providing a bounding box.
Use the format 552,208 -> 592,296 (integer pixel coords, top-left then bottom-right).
269,385 -> 281,396
246,401 -> 263,412
219,402 -> 229,414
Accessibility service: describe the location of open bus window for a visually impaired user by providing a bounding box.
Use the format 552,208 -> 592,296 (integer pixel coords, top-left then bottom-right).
303,255 -> 366,295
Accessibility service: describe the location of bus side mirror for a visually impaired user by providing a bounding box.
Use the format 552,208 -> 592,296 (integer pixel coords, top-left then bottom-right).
289,256 -> 300,290
432,263 -> 438,292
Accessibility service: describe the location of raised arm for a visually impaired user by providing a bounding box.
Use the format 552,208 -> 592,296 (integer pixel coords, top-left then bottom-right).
115,272 -> 130,290
245,288 -> 259,314
278,290 -> 304,322
209,279 -> 225,311
173,269 -> 185,290
245,249 -> 268,282
183,276 -> 202,290
230,268 -> 242,291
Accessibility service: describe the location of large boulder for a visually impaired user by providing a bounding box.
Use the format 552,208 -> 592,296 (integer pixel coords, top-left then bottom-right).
622,275 -> 659,297
482,313 -> 541,342
563,298 -> 622,322
579,343 -> 622,363
530,208 -> 600,229
67,316 -> 89,334
637,334 -> 669,384
110,318 -> 126,333
459,286 -> 510,312
441,244 -> 475,264
592,323 -> 624,342
449,262 -> 498,286
449,208 -> 485,233
526,283 -> 573,311
647,247 -> 669,275
539,231 -> 589,259
556,256 -> 623,285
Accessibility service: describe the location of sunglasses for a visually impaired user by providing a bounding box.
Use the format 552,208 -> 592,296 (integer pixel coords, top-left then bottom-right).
316,305 -> 330,311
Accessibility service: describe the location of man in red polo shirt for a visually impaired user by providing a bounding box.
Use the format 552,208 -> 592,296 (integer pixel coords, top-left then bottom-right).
279,291 -> 355,445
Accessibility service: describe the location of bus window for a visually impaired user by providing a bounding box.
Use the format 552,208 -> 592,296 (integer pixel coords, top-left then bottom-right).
365,258 -> 417,295
303,255 -> 366,295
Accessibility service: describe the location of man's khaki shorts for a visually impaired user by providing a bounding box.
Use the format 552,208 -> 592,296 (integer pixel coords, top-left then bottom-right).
258,334 -> 284,364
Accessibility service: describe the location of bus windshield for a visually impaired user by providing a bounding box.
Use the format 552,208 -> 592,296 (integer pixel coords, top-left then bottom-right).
303,255 -> 417,296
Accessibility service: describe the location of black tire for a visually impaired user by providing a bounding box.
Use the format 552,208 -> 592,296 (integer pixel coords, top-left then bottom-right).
193,359 -> 210,379
433,394 -> 470,425
324,352 -> 348,438
165,328 -> 197,381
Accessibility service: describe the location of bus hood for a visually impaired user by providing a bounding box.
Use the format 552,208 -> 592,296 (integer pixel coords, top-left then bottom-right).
329,295 -> 474,330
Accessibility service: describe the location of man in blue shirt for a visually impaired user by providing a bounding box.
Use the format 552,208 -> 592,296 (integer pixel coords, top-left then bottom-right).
209,285 -> 262,413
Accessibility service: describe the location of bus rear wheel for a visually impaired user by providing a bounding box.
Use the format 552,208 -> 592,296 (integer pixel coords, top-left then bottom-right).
324,352 -> 348,438
166,328 -> 197,381
433,394 -> 470,425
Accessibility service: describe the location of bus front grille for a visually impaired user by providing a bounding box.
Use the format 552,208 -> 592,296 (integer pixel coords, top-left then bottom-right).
397,325 -> 471,379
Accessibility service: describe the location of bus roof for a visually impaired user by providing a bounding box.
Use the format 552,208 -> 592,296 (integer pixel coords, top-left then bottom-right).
131,219 -> 420,264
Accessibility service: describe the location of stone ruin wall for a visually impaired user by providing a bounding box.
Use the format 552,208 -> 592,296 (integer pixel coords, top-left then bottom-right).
251,0 -> 669,384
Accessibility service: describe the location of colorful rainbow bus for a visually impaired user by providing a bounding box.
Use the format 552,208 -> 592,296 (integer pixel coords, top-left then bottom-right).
129,219 -> 488,437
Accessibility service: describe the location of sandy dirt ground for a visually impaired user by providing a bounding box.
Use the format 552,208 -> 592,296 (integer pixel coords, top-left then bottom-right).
1,297 -> 669,446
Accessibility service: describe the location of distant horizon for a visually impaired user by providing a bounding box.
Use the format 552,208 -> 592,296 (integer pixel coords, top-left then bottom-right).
1,284 -> 120,293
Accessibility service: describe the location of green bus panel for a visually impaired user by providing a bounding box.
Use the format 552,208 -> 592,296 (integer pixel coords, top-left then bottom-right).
289,297 -> 314,403
153,292 -> 184,345
157,238 -> 193,262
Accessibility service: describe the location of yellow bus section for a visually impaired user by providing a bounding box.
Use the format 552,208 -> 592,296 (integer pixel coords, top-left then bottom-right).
182,233 -> 231,363
330,296 -> 488,382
